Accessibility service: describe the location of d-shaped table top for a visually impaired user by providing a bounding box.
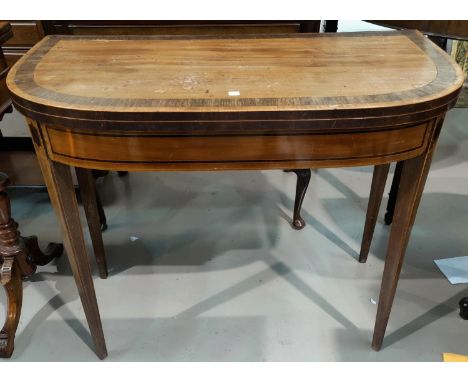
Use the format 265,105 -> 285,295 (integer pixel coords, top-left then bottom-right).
7,30 -> 465,132
2,29 -> 466,360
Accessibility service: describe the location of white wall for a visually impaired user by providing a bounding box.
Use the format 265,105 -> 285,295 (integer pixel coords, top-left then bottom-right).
337,21 -> 391,32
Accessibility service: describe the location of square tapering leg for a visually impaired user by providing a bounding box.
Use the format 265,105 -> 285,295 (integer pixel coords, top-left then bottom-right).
28,121 -> 108,359
372,117 -> 443,350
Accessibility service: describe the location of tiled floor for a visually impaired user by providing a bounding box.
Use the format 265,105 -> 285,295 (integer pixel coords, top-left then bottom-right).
1,107 -> 467,361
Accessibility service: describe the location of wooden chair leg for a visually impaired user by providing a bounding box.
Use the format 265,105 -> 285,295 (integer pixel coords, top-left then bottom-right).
76,168 -> 108,279
384,161 -> 403,225
285,169 -> 311,229
372,136 -> 437,350
359,164 -> 390,263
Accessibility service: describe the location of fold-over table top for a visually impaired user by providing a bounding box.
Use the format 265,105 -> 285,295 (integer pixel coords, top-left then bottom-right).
7,31 -> 465,129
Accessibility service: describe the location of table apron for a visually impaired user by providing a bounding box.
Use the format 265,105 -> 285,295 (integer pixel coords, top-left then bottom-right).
35,120 -> 434,171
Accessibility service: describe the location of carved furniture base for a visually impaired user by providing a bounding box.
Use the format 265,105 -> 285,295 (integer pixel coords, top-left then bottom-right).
0,172 -> 63,358
0,261 -> 21,358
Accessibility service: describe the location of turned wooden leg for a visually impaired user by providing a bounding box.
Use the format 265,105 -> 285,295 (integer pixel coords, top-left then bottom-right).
0,261 -> 22,358
0,172 -> 63,358
76,168 -> 108,279
0,173 -> 24,358
372,118 -> 442,350
359,164 -> 390,263
30,121 -> 107,359
384,161 -> 403,225
285,169 -> 311,229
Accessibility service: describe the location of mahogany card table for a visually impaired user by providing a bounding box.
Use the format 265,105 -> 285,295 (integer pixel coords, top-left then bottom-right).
4,31 -> 464,359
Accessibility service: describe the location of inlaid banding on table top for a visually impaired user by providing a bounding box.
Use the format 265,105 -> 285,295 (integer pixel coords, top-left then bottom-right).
11,96 -> 457,133
7,30 -> 464,119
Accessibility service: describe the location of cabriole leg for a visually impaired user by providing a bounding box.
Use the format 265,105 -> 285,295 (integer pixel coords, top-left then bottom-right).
286,169 -> 311,230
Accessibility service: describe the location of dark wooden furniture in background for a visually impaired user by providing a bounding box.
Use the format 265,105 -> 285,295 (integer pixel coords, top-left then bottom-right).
0,22 -> 13,120
369,21 -> 468,43
2,20 -> 321,67
1,21 -> 44,67
41,20 -> 321,36
323,20 -> 338,33
7,31 -> 463,359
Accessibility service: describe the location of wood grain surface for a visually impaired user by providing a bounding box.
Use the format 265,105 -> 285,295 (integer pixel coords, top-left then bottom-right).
32,36 -> 436,101
7,31 -> 465,131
